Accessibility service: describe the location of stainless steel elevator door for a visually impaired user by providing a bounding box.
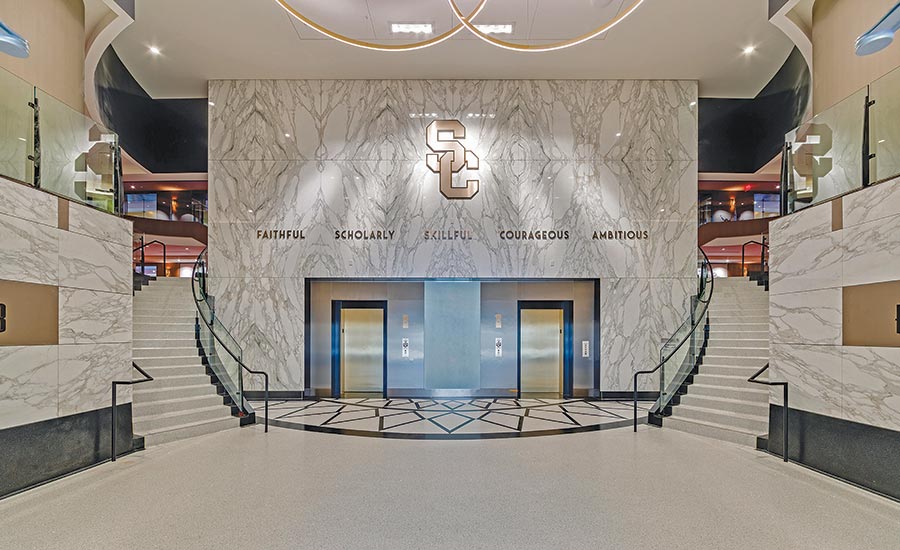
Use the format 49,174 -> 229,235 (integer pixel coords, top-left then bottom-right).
520,309 -> 563,395
341,308 -> 384,394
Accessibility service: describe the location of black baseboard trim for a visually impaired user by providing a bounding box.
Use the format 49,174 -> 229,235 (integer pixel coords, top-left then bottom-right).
244,390 -> 305,400
768,404 -> 900,502
598,391 -> 659,401
0,404 -> 135,499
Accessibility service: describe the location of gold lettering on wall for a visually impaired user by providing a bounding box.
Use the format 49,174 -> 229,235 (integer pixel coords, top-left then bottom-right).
0,280 -> 59,346
426,120 -> 480,200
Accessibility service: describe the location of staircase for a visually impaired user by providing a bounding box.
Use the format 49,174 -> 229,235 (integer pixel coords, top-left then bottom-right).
664,276 -> 770,446
132,277 -> 240,446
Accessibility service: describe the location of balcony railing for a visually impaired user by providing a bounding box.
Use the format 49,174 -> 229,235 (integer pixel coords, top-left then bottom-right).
0,66 -> 121,215
782,64 -> 900,214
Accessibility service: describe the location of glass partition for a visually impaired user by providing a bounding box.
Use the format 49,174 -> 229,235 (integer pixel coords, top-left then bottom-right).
0,68 -> 35,184
785,87 -> 868,213
871,65 -> 900,183
0,65 -> 120,215
37,89 -> 118,213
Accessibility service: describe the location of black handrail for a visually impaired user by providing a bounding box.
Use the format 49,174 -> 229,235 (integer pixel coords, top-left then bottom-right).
740,237 -> 769,274
111,362 -> 154,462
633,249 -> 714,431
748,363 -> 789,463
191,249 -> 268,432
133,237 -> 167,275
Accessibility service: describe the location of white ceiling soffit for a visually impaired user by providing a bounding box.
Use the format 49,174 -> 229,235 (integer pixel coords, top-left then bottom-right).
113,0 -> 794,99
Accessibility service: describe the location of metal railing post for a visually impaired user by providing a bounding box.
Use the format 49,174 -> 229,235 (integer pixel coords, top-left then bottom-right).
863,88 -> 875,187
140,236 -> 145,275
111,382 -> 118,461
783,385 -> 789,463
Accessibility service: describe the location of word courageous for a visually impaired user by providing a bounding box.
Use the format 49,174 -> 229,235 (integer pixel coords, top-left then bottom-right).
500,230 -> 570,241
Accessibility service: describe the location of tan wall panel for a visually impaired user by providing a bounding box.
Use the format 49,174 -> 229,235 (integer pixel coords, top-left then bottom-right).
0,0 -> 85,111
843,280 -> 900,347
0,279 -> 59,346
813,0 -> 900,113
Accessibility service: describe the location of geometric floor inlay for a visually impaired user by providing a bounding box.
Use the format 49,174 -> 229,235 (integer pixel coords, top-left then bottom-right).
248,398 -> 651,439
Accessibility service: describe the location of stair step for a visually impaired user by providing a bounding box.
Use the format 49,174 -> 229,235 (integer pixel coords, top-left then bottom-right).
704,346 -> 768,356
133,394 -> 224,415
679,394 -> 770,416
140,417 -> 239,447
709,315 -> 769,322
142,364 -> 208,377
708,331 -> 769,339
134,405 -> 233,434
703,355 -> 768,367
663,416 -> 761,447
135,356 -> 205,368
142,373 -> 212,389
133,314 -> 196,322
697,364 -> 765,377
135,384 -> 217,402
134,347 -> 200,358
133,339 -> 197,348
672,405 -> 768,432
709,322 -> 768,329
694,373 -> 766,389
687,383 -> 769,402
134,323 -> 196,333
704,339 -> 769,348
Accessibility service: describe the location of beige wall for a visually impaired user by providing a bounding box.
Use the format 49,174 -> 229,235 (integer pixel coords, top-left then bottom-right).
0,0 -> 85,111
813,0 -> 900,113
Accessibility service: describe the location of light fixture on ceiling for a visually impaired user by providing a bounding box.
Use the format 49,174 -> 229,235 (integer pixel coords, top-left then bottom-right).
857,2 -> 900,56
474,24 -> 513,35
742,45 -> 756,55
274,0 -> 644,53
391,23 -> 433,34
0,21 -> 29,58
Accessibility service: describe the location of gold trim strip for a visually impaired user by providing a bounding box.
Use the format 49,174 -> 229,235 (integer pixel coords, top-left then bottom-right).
274,0 -> 487,52
447,0 -> 646,52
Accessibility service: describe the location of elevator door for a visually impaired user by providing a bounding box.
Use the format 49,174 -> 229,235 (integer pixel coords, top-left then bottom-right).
520,309 -> 563,395
341,308 -> 385,395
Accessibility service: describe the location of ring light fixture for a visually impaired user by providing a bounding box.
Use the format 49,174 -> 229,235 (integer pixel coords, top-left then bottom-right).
274,0 -> 487,52
274,0 -> 645,53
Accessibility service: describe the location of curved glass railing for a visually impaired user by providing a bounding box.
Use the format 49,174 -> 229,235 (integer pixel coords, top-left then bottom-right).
633,248 -> 714,430
191,248 -> 245,414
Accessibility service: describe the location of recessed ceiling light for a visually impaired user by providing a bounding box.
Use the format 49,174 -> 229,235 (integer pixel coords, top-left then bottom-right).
742,45 -> 756,55
475,24 -> 513,35
391,23 -> 433,34
149,46 -> 161,56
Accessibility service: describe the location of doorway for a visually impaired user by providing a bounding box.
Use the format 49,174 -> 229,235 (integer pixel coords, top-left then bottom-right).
517,301 -> 573,398
331,301 -> 387,398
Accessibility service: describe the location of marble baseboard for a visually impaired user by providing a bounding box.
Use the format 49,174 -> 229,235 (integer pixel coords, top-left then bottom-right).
58,343 -> 132,416
0,346 -> 58,431
58,288 -> 132,345
770,288 -> 842,345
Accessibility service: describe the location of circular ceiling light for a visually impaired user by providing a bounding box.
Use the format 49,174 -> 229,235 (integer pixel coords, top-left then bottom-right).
447,0 -> 646,52
274,0 -> 488,52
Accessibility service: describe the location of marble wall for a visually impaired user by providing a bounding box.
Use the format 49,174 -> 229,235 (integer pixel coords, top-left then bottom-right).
0,176 -> 133,431
208,79 -> 699,393
769,179 -> 900,433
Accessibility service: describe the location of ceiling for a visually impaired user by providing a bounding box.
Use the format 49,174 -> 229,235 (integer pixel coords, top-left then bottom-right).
112,0 -> 794,99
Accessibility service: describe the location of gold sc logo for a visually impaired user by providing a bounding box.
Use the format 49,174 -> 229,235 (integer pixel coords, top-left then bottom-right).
426,120 -> 480,200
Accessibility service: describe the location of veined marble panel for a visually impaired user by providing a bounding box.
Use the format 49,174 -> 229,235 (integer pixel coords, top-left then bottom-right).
0,211 -> 58,286
842,179 -> 900,228
58,231 -> 131,295
769,344 -> 842,417
208,277 -> 305,391
769,200 -> 832,249
842,346 -> 900,433
770,288 -> 842,345
209,80 -> 260,160
58,288 -> 132,345
58,343 -> 132,416
0,346 -> 58,430
769,231 -> 842,295
67,201 -> 132,247
841,212 -> 900,287
255,80 -> 319,160
0,176 -> 57,227
209,160 -> 320,224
